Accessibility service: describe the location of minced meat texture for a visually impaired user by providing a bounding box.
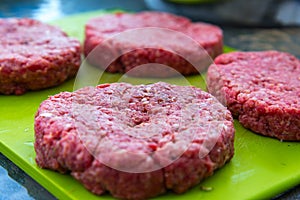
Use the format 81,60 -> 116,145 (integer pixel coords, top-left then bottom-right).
34,82 -> 234,199
0,18 -> 81,95
84,12 -> 223,77
207,50 -> 300,141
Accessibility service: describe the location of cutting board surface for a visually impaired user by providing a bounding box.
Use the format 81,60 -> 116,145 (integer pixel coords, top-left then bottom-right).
1,10 -> 300,200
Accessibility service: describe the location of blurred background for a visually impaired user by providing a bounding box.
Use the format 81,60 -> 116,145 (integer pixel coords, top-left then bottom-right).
0,0 -> 299,26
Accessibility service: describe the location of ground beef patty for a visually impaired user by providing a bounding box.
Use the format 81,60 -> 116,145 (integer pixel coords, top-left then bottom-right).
34,82 -> 234,199
0,18 -> 81,95
207,51 -> 300,141
84,12 -> 223,77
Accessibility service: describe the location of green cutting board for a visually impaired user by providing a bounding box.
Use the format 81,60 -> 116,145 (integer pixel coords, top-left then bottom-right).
1,10 -> 300,200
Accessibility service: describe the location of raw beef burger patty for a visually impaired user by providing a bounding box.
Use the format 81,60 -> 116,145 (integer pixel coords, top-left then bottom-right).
35,82 -> 234,199
0,18 -> 81,95
84,12 -> 223,77
207,51 -> 300,141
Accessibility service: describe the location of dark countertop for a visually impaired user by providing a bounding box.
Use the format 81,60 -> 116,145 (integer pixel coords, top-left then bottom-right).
0,0 -> 299,199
